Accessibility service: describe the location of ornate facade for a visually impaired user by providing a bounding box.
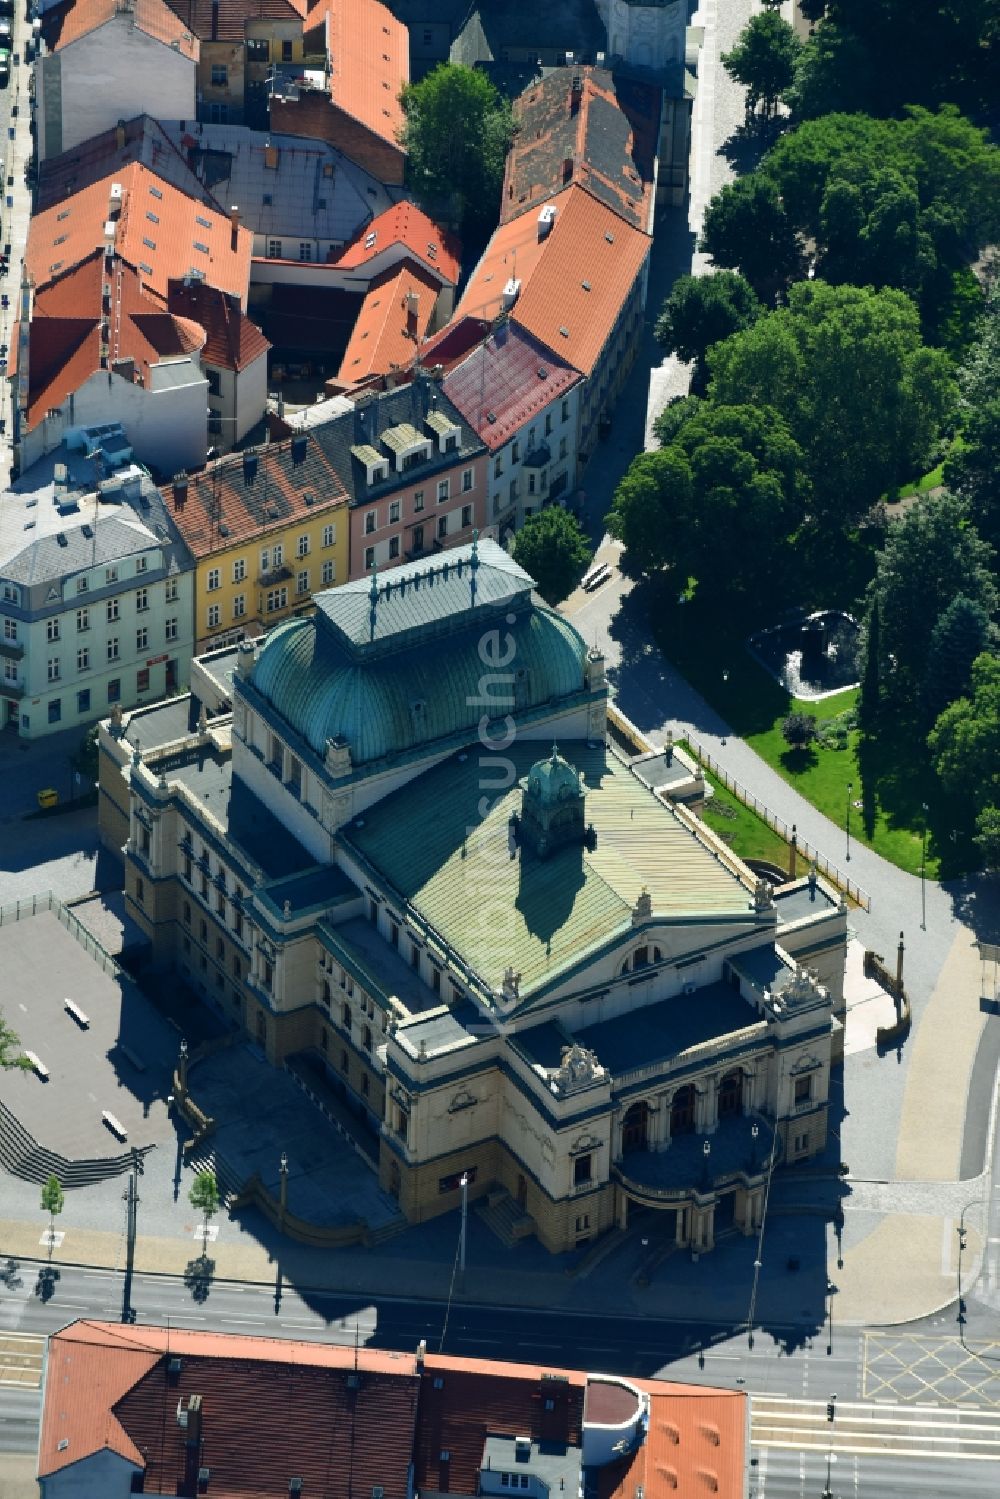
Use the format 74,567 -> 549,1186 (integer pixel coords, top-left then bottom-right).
102,539 -> 848,1253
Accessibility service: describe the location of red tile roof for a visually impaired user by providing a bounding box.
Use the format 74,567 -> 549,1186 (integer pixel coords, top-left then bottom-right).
163,430 -> 350,557
442,319 -> 580,450
40,1322 -> 420,1496
502,68 -> 659,233
337,258 -> 439,384
45,0 -> 199,56
39,1324 -> 747,1499
418,314 -> 493,373
22,253 -> 208,429
304,0 -> 408,147
168,278 -> 271,372
161,0 -> 305,41
27,162 -> 253,307
456,185 -> 649,376
414,1355 -> 586,1499
338,200 -> 461,286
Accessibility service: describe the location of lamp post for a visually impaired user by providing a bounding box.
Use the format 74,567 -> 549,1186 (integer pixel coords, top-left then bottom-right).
749,1121 -> 759,1173
845,783 -> 852,863
178,1037 -> 189,1095
920,801 -> 929,930
278,1150 -> 288,1230
459,1172 -> 469,1281
720,669 -> 730,747
701,1138 -> 711,1190
822,1450 -> 836,1499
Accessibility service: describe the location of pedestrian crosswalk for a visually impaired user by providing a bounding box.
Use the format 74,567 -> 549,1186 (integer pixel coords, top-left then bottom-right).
0,1332 -> 44,1389
751,1394 -> 1000,1461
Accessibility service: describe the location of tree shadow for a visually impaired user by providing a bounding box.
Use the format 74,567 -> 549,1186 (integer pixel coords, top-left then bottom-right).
780,745 -> 818,774
183,1254 -> 215,1303
717,114 -> 784,175
1,1257 -> 22,1290
34,1264 -> 60,1303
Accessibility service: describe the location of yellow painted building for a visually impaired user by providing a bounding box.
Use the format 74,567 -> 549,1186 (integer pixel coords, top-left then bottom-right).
166,435 -> 350,654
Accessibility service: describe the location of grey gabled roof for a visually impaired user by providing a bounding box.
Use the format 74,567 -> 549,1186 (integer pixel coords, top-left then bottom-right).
313,537 -> 533,652
2,512 -> 157,586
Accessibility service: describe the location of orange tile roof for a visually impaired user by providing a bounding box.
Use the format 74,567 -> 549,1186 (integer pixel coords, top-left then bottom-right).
305,0 -> 409,147
167,278 -> 271,371
164,430 -> 349,557
162,0 -> 304,41
599,1381 -> 746,1499
27,162 -> 253,307
456,185 -> 649,376
338,199 -> 461,286
23,252 -> 208,429
337,258 -> 438,384
47,0 -> 199,56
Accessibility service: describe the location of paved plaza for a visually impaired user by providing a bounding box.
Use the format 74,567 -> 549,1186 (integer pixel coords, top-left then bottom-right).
0,909 -> 175,1159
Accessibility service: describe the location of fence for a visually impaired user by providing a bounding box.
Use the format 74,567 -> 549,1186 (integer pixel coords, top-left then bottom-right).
685,738 -> 872,912
0,890 -> 125,978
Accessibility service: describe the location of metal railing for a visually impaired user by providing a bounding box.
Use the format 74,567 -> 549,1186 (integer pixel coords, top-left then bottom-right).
685,737 -> 872,912
0,891 -> 125,976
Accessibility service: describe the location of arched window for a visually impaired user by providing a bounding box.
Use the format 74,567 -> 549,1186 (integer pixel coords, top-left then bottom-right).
719,1070 -> 743,1119
671,1085 -> 696,1137
622,1101 -> 649,1154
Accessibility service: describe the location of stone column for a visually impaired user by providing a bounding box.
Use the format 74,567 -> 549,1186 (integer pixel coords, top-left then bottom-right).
703,1075 -> 720,1135
694,1084 -> 710,1134
658,1091 -> 673,1149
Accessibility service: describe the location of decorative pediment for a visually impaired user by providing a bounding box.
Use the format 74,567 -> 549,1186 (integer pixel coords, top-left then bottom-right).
448,1088 -> 477,1113
790,1052 -> 822,1075
569,1132 -> 601,1156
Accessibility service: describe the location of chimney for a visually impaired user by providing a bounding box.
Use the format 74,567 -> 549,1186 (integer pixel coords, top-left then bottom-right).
562,156 -> 573,185
537,204 -> 556,241
570,73 -> 582,115
501,278 -> 520,312
210,0 -> 219,41
108,181 -> 123,220
182,1394 -> 204,1497
230,205 -> 240,253
115,119 -> 126,151
264,141 -> 279,170
406,288 -> 419,335
172,473 -> 189,511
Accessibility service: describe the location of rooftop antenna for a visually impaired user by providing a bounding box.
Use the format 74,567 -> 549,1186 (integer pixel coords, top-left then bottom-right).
470,529 -> 479,607
368,559 -> 379,642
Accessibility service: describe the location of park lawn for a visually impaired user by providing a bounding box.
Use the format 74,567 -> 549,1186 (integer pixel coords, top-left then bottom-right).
679,746 -> 792,870
650,587 -> 950,879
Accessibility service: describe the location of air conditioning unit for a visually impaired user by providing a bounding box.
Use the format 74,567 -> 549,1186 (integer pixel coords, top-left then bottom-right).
176,1400 -> 188,1429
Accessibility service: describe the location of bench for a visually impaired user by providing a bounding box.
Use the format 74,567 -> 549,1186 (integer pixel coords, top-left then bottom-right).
24,1050 -> 49,1081
119,1045 -> 146,1074
64,998 -> 90,1028
582,563 -> 611,592
102,1111 -> 127,1141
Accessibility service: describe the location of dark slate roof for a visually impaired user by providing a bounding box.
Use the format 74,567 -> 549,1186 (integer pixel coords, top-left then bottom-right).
313,536 -> 533,651
37,114 -> 216,214
307,375 -> 486,511
502,66 -> 659,232
450,0 -> 606,64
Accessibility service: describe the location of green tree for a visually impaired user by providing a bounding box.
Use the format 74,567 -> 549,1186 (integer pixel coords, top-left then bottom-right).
945,402 -> 1000,557
71,725 -> 100,792
607,404 -> 809,596
0,1010 -> 30,1071
654,273 -> 761,392
922,594 -> 995,726
928,653 -> 1000,804
40,1175 -> 65,1242
511,507 -> 591,606
398,64 -> 515,242
974,805 -> 1000,870
722,11 -> 802,118
652,394 -> 704,448
869,496 -> 997,713
188,1169 -> 220,1243
781,712 -> 818,749
707,281 -> 957,526
791,20 -> 876,120
858,595 -> 881,737
700,175 -> 801,299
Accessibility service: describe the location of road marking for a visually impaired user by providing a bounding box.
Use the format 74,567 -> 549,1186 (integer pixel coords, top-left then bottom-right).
0,1333 -> 44,1390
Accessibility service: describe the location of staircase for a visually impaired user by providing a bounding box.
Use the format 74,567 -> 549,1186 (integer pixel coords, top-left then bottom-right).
184,1140 -> 244,1206
365,1213 -> 408,1247
476,1187 -> 536,1248
0,1098 -> 154,1188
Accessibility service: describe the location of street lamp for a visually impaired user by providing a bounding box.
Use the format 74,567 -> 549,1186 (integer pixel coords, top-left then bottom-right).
822,1450 -> 836,1499
459,1172 -> 469,1280
720,669 -> 730,747
749,1121 -> 759,1173
845,783 -> 852,863
920,801 -> 929,930
701,1138 -> 711,1190
278,1150 -> 289,1225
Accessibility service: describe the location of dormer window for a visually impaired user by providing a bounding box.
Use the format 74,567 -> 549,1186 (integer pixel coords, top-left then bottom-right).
351,443 -> 390,486
381,423 -> 432,474
425,408 -> 461,453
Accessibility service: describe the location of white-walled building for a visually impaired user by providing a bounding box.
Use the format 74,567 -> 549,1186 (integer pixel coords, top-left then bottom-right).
0,447 -> 194,739
36,0 -> 199,163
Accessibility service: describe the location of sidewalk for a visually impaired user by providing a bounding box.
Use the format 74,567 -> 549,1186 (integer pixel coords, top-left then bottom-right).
0,5 -> 34,487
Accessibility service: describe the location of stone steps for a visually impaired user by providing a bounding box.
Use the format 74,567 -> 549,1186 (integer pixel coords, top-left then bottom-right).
0,1097 -> 152,1187
475,1189 -> 536,1249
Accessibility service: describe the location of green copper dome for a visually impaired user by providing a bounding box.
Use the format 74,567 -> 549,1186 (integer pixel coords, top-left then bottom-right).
250,602 -> 590,765
526,745 -> 583,806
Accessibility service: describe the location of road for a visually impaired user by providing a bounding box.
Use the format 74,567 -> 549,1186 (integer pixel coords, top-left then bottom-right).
2,1263 -> 1000,1495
